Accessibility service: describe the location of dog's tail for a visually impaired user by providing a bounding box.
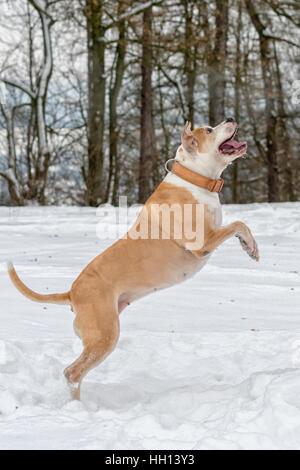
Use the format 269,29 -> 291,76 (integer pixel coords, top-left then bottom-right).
7,261 -> 70,305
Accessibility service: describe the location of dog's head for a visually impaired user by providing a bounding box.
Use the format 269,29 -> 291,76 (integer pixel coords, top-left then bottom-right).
179,118 -> 247,175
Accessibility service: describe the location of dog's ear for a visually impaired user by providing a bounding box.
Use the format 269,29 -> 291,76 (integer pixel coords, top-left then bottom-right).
181,121 -> 198,155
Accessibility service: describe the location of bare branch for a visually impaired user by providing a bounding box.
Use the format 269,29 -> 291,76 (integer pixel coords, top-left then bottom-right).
29,0 -> 55,24
263,34 -> 300,49
105,0 -> 164,30
1,78 -> 35,99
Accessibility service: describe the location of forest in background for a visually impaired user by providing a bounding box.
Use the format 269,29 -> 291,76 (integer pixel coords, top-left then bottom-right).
0,0 -> 299,206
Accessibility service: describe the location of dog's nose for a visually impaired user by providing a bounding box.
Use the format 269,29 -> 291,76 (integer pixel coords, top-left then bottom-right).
226,117 -> 235,123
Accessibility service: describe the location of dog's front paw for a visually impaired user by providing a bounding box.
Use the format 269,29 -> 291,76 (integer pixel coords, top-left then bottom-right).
236,234 -> 259,262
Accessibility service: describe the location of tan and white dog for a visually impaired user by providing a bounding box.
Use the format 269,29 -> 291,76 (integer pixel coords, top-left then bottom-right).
7,118 -> 259,400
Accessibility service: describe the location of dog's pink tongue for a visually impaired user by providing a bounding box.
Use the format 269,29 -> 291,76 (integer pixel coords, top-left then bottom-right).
220,139 -> 247,150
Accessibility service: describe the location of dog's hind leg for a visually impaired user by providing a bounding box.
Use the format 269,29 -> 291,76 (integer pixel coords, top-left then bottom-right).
64,294 -> 120,400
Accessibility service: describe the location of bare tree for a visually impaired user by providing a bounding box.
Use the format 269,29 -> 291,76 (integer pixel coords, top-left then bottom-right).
202,0 -> 229,126
0,0 -> 54,204
245,0 -> 279,202
232,0 -> 243,203
181,0 -> 199,127
85,0 -> 106,206
273,41 -> 296,201
105,0 -> 127,205
138,4 -> 157,204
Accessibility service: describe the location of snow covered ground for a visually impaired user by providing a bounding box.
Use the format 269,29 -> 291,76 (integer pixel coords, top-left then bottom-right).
0,203 -> 299,450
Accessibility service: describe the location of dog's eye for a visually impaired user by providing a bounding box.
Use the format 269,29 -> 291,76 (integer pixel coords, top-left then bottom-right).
206,127 -> 213,134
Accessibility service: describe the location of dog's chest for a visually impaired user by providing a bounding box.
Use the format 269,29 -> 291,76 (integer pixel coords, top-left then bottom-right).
164,172 -> 222,228
159,176 -> 222,280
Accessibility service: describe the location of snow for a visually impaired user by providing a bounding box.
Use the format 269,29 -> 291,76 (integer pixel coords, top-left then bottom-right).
0,202 -> 299,450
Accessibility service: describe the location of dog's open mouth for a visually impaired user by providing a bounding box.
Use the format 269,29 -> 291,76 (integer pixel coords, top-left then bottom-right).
219,130 -> 247,155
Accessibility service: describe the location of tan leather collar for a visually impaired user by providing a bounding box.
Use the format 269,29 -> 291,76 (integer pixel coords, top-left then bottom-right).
165,159 -> 224,193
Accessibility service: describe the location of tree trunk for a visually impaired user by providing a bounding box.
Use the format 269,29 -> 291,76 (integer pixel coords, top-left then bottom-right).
208,0 -> 229,126
158,67 -> 170,166
232,0 -> 242,203
138,6 -> 157,204
182,0 -> 197,127
86,0 -> 106,206
0,104 -> 22,204
273,42 -> 296,201
245,0 -> 279,202
35,8 -> 53,204
105,0 -> 127,205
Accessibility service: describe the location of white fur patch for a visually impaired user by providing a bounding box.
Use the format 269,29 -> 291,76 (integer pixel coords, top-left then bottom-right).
164,147 -> 223,229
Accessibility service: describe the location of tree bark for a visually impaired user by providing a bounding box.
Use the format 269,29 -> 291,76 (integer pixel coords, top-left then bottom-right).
273,41 -> 296,201
138,6 -> 157,204
245,0 -> 279,202
105,0 -> 127,205
208,0 -> 229,126
232,0 -> 242,203
86,0 -> 106,206
182,0 -> 197,127
35,6 -> 53,204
